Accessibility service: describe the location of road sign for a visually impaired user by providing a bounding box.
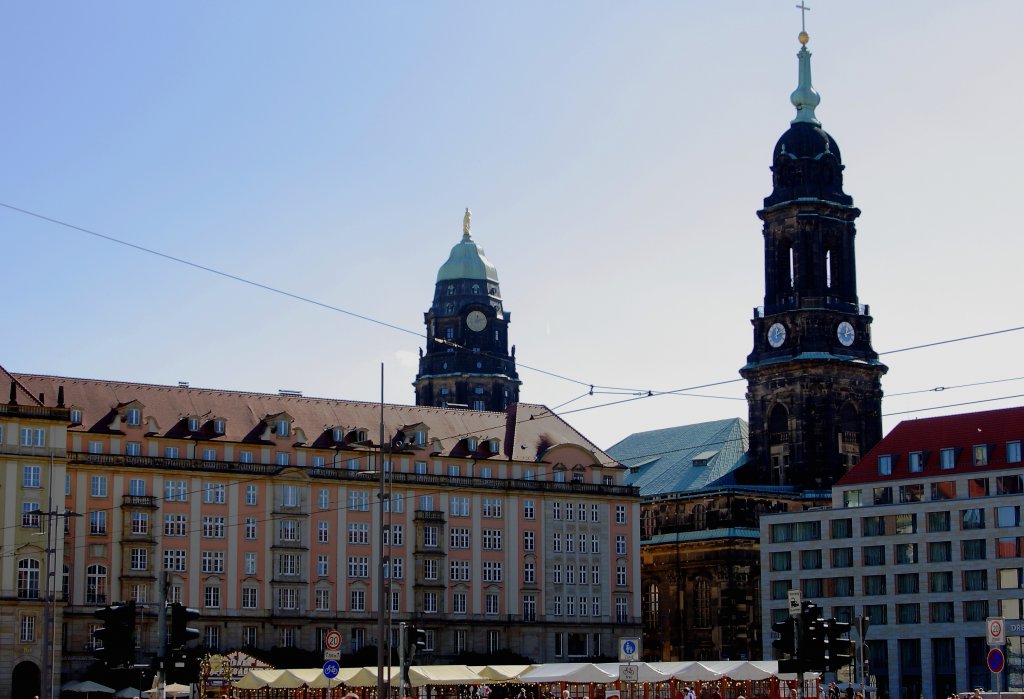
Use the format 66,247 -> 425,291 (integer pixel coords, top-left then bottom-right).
1008,620 -> 1024,636
788,590 -> 802,617
323,660 -> 341,679
620,665 -> 638,683
987,616 -> 1006,645
987,647 -> 1005,673
325,630 -> 343,651
324,650 -> 341,661
619,638 -> 640,662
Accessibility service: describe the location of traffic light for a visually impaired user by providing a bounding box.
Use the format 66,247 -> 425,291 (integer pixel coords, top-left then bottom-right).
169,603 -> 201,651
800,602 -> 825,670
823,619 -> 854,672
93,600 -> 137,668
406,625 -> 427,658
771,617 -> 796,657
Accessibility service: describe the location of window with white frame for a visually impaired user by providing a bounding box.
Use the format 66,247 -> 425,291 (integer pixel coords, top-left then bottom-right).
318,488 -> 329,510
203,482 -> 226,504
126,408 -> 142,426
482,497 -> 503,518
20,428 -> 45,447
202,516 -> 226,538
350,589 -> 365,611
909,451 -> 925,472
616,564 -> 627,586
17,558 -> 40,599
130,548 -> 149,571
384,558 -> 404,579
244,552 -> 257,575
591,535 -> 600,553
348,556 -> 369,578
278,588 -> 298,610
424,591 -> 438,613
201,551 -> 224,574
165,480 -> 187,502
450,496 -> 469,516
424,559 -> 439,581
553,502 -> 561,520
205,586 -> 221,608
239,451 -> 254,464
523,499 -> 535,519
242,586 -> 258,609
276,419 -> 290,437
89,511 -> 107,535
164,550 -> 186,572
245,517 -> 257,540
245,484 -> 258,505
420,494 -> 434,510
450,560 -> 470,582
424,526 -> 438,548
940,448 -> 956,469
204,625 -> 220,649
877,455 -> 892,476
579,565 -> 587,584
164,514 -> 186,537
616,535 -> 627,555
315,588 -> 331,610
317,555 -> 329,577
22,502 -> 40,528
553,533 -> 561,552
318,521 -> 330,544
88,440 -> 103,454
450,528 -> 470,549
21,615 -> 36,643
276,452 -> 290,466
486,593 -> 499,615
523,594 -> 537,621
125,441 -> 142,456
128,478 -> 146,496
524,531 -> 535,551
281,485 -> 299,507
974,444 -> 990,466
90,475 -> 108,497
202,447 -> 217,461
482,561 -> 503,582
349,490 -> 370,511
524,562 -> 535,584
482,529 -> 502,550
553,564 -> 562,584
164,446 -> 179,459
591,503 -> 600,522
348,522 -> 369,544
453,591 -> 467,614
279,519 -> 299,542
1009,441 -> 1022,463
243,626 -> 258,647
23,465 -> 41,488
86,564 -> 107,604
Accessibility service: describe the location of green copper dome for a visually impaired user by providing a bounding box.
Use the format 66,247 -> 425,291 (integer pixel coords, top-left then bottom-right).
436,209 -> 499,283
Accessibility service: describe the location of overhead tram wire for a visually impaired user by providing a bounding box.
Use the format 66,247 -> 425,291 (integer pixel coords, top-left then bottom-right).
5,202 -> 1023,416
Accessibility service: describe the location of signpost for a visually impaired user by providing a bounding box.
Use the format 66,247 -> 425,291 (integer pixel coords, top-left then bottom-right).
618,638 -> 640,662
988,647 -> 1005,674
325,630 -> 343,652
986,617 -> 1005,698
788,590 -> 802,618
323,660 -> 340,679
988,617 -> 1006,645
619,665 -> 638,683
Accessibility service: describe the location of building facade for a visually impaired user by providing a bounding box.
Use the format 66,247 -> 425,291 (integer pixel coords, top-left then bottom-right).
414,210 -> 520,411
760,406 -> 1024,698
0,369 -> 71,699
739,29 -> 887,491
1,369 -> 640,699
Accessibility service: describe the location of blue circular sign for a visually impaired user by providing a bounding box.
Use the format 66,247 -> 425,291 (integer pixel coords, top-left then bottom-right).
323,660 -> 341,679
623,640 -> 637,655
988,647 -> 1005,673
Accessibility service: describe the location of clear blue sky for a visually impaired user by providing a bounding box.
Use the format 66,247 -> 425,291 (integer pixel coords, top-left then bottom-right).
3,1 -> 1022,448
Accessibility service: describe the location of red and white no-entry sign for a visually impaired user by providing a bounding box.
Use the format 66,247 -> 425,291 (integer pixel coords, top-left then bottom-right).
987,617 -> 1005,645
325,630 -> 343,651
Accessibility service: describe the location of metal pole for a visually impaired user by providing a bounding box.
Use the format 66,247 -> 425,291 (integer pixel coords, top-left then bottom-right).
158,571 -> 167,699
376,363 -> 388,699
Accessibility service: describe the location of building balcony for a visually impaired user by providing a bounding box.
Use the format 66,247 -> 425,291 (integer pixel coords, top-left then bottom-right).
122,495 -> 159,509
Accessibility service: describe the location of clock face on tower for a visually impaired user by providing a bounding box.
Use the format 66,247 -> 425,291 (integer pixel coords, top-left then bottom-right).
767,322 -> 787,348
466,310 -> 487,332
837,321 -> 856,347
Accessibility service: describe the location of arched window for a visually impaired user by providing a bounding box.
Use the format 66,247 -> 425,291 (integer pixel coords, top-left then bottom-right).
768,404 -> 791,485
694,578 -> 711,628
17,558 -> 40,599
645,583 -> 660,625
838,402 -> 861,467
86,564 -> 108,605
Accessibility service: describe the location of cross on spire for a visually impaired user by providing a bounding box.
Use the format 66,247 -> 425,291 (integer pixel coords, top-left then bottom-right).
796,2 -> 810,33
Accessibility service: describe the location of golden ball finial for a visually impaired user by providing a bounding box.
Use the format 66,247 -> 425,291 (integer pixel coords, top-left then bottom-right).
798,31 -> 809,45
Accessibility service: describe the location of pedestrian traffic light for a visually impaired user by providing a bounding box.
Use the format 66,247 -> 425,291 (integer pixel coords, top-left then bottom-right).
169,603 -> 201,651
93,600 -> 137,668
822,619 -> 854,672
771,617 -> 796,657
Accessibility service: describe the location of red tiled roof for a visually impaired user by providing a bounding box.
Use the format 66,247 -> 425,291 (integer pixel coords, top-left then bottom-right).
10,370 -> 618,466
837,405 -> 1024,485
1,365 -> 46,406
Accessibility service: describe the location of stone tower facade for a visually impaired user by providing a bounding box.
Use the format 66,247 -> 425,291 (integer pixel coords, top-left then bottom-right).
740,33 -> 887,490
414,210 -> 520,410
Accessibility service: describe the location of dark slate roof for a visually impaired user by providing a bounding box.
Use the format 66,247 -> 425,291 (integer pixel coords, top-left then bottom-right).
607,417 -> 748,497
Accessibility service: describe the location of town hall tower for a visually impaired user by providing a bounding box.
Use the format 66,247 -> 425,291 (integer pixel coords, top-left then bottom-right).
414,210 -> 521,410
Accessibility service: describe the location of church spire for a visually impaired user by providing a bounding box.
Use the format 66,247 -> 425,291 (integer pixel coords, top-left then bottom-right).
790,3 -> 821,125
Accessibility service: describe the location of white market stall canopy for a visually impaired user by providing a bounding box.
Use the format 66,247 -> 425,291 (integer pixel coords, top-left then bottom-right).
233,661 -> 797,690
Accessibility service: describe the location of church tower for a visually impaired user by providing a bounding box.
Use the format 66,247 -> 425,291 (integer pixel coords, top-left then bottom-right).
740,27 -> 887,489
414,210 -> 521,411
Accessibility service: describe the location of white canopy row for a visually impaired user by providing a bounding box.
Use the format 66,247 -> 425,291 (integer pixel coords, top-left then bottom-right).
232,661 -> 803,690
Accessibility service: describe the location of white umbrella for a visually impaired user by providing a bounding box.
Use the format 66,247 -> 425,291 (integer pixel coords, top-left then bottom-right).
143,684 -> 190,699
114,689 -> 143,699
69,682 -> 116,695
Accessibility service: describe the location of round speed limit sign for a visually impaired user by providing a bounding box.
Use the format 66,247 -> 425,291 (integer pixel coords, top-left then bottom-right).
325,630 -> 343,651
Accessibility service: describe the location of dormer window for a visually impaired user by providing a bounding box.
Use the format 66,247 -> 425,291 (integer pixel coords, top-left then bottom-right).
908,451 -> 925,472
70,409 -> 82,425
276,419 -> 290,437
212,419 -> 225,435
126,408 -> 142,427
349,429 -> 368,444
466,437 -> 478,451
414,431 -> 427,446
487,438 -> 500,454
973,444 -> 989,466
877,455 -> 893,476
187,417 -> 200,432
333,427 -> 344,443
